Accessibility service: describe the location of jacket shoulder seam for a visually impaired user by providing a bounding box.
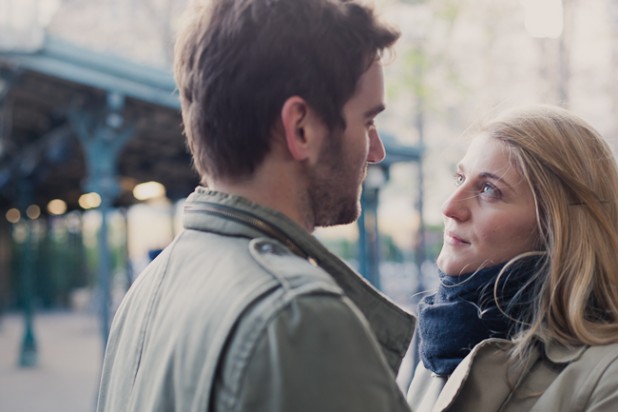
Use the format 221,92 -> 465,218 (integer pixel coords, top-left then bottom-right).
218,291 -> 349,411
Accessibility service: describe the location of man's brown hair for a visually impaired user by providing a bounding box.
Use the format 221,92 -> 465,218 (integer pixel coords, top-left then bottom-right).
174,0 -> 399,180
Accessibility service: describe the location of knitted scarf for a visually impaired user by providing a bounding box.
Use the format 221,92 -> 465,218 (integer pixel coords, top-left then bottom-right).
418,258 -> 539,376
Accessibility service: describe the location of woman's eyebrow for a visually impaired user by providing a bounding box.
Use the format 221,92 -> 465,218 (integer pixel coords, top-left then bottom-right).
479,171 -> 515,191
458,164 -> 516,191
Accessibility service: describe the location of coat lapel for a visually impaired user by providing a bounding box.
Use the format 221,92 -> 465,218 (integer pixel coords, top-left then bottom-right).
432,339 -> 540,412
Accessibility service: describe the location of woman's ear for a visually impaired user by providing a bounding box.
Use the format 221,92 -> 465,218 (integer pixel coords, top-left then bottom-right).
281,96 -> 324,162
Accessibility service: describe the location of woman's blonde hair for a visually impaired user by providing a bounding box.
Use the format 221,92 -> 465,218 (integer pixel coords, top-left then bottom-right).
483,104 -> 618,358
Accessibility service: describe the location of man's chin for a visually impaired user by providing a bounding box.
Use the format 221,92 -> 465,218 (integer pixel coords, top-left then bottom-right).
315,202 -> 360,228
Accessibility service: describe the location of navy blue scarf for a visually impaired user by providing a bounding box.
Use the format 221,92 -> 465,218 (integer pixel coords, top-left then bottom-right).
418,258 -> 540,376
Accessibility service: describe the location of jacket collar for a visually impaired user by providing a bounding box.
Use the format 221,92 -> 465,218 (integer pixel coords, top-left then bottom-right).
183,188 -> 309,257
182,187 -> 416,373
432,339 -> 530,412
432,338 -> 587,412
543,339 -> 588,364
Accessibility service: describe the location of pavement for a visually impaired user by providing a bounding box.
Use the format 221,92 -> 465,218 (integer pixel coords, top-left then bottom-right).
0,311 -> 103,412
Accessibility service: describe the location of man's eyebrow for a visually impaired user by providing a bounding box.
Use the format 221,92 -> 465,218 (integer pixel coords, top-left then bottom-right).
364,104 -> 386,119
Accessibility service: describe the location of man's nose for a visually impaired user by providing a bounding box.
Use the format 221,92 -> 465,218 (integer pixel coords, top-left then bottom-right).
367,126 -> 385,163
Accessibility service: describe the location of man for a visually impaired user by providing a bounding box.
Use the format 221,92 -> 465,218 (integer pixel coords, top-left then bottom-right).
97,0 -> 415,411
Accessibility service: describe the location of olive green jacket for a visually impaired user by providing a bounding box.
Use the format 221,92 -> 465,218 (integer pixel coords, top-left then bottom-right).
97,187 -> 415,412
408,338 -> 618,412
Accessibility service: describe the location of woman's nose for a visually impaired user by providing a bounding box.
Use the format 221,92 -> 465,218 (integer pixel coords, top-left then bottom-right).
441,187 -> 471,222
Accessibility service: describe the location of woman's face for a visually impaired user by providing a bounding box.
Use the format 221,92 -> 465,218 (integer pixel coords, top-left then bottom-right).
437,133 -> 539,275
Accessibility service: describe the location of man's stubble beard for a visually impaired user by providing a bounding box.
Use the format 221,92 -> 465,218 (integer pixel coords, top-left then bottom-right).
306,131 -> 364,229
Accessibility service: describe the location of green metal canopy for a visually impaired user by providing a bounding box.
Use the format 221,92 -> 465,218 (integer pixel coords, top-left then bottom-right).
0,34 -> 198,213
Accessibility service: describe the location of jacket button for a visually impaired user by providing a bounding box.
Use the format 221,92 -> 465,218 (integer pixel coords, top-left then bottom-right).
255,240 -> 288,255
259,243 -> 274,254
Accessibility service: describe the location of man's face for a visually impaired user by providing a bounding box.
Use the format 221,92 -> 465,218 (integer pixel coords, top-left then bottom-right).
309,60 -> 386,227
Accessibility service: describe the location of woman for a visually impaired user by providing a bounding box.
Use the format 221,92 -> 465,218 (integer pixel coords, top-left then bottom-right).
408,104 -> 618,411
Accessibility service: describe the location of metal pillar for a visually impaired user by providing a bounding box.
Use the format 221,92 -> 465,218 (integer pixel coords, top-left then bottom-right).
414,126 -> 426,291
14,119 -> 42,367
558,0 -> 573,107
18,178 -> 37,367
358,186 -> 381,289
70,92 -> 133,351
610,0 -> 618,143
413,46 -> 427,296
358,204 -> 367,278
97,193 -> 112,346
120,208 -> 134,290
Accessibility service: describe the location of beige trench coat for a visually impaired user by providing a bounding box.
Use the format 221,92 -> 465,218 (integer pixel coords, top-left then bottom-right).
409,338 -> 618,412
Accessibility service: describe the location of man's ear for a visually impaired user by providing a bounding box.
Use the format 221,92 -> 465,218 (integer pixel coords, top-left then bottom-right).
281,96 -> 323,161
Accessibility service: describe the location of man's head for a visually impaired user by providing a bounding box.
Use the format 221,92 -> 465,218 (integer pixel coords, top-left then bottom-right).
303,59 -> 388,227
174,0 -> 399,183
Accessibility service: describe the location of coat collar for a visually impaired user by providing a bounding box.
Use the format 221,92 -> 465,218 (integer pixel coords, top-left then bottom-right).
182,187 -> 416,373
431,339 -> 527,412
543,339 -> 587,364
432,338 -> 587,412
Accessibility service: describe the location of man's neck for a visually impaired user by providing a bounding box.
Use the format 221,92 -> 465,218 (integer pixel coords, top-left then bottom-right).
206,160 -> 314,232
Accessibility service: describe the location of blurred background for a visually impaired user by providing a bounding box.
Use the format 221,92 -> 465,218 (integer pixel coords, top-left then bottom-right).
0,0 -> 616,410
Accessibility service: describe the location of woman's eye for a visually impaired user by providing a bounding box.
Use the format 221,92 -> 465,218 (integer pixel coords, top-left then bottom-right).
454,173 -> 465,186
480,183 -> 501,198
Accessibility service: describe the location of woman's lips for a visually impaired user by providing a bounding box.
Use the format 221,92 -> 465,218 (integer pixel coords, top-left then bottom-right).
445,232 -> 470,246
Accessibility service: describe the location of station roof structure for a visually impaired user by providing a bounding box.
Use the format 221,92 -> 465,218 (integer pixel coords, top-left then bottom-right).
0,34 -> 422,215
0,34 -> 198,213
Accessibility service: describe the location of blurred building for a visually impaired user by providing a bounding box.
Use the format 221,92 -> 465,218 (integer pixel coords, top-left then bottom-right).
1,0 -> 617,315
